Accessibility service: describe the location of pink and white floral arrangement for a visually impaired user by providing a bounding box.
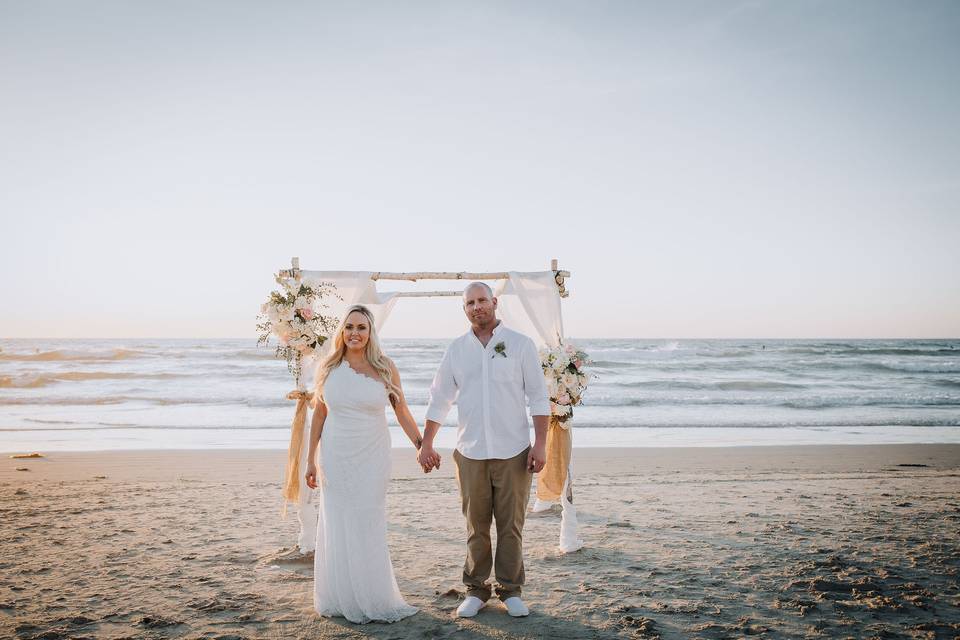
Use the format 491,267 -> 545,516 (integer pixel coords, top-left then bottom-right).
539,343 -> 591,426
257,278 -> 340,387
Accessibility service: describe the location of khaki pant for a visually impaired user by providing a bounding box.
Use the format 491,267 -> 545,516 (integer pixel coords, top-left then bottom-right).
453,447 -> 532,601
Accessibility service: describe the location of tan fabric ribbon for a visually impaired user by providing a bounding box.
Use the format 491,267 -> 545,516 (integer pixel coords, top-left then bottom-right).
536,416 -> 571,502
282,389 -> 314,517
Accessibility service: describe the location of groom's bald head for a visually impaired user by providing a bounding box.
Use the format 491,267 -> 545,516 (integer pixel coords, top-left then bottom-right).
462,282 -> 493,301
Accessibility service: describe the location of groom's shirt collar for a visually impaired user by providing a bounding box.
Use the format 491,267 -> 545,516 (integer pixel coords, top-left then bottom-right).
471,320 -> 503,343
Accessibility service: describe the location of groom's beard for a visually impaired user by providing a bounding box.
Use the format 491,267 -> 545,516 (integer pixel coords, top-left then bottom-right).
470,312 -> 496,330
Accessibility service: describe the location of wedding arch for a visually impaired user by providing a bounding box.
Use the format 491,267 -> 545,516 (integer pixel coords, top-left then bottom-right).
276,258 -> 583,553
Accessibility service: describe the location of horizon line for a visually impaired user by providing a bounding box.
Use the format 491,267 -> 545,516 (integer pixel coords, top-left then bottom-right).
2,336 -> 958,341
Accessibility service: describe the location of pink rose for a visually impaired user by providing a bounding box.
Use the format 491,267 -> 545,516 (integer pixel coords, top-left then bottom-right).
300,308 -> 314,320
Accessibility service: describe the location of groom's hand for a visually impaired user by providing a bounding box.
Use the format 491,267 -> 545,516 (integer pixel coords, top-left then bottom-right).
527,443 -> 546,473
417,444 -> 441,473
417,445 -> 433,473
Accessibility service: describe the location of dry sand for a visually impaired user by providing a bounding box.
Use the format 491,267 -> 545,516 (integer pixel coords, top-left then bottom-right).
2,444 -> 959,639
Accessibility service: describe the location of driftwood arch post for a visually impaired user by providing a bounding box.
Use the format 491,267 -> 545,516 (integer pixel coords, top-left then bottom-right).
279,258 -> 582,553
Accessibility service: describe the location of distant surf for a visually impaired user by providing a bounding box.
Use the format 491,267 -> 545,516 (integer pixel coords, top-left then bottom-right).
2,337 -> 959,451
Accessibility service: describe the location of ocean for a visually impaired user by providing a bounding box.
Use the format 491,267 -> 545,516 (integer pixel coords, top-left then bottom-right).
2,338 -> 959,452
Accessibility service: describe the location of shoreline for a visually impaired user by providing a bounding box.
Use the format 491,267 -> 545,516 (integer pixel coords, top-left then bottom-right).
4,424 -> 960,454
4,443 -> 959,482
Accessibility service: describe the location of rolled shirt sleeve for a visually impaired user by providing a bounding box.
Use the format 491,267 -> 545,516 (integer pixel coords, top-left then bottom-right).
520,337 -> 551,417
425,345 -> 458,424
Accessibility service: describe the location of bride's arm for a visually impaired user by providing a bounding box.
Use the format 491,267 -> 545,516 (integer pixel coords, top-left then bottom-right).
305,398 -> 327,489
387,359 -> 424,450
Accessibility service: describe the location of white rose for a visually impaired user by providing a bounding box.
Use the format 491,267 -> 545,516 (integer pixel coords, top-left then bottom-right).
562,371 -> 578,389
279,305 -> 296,323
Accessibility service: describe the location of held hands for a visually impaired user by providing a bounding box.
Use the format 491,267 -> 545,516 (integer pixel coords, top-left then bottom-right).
417,444 -> 441,474
527,442 -> 547,473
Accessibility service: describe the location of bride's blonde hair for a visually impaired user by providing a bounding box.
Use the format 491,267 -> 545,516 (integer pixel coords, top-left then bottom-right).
313,305 -> 401,406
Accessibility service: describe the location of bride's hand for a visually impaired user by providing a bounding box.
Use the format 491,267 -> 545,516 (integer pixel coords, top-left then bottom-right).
417,444 -> 441,472
305,462 -> 319,489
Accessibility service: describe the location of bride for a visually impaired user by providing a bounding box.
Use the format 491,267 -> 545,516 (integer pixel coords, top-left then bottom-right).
304,304 -> 439,624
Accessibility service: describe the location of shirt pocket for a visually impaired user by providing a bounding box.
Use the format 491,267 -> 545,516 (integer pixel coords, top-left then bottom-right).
490,355 -> 520,382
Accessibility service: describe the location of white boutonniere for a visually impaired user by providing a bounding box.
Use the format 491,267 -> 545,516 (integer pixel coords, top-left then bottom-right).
492,341 -> 507,358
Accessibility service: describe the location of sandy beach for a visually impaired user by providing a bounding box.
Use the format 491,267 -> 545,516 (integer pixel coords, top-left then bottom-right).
2,444 -> 959,639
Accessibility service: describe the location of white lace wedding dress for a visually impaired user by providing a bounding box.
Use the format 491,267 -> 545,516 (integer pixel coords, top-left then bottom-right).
313,362 -> 418,624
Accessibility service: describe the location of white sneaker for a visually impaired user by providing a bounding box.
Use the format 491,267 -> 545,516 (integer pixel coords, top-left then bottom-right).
503,596 -> 530,617
456,596 -> 486,618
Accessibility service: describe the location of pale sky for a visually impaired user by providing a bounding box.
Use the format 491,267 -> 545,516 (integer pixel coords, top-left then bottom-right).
1,1 -> 958,339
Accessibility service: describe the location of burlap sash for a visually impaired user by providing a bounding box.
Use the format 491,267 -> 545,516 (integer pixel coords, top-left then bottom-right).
282,389 -> 314,516
536,416 -> 571,502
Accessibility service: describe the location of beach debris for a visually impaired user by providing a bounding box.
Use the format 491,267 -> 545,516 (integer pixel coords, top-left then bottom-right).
188,597 -> 237,613
736,616 -> 770,635
136,615 -> 180,628
15,467 -> 29,472
618,614 -> 659,638
93,475 -> 107,480
10,453 -> 44,459
14,488 -> 28,496
896,463 -> 929,467
438,587 -> 463,599
814,554 -> 852,571
773,596 -> 818,615
651,599 -> 700,614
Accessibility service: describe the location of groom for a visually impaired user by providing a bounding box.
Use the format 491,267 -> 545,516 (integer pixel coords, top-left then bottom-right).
419,282 -> 550,618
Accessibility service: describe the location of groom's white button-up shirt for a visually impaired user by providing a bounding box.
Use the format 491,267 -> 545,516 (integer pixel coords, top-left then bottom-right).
425,322 -> 551,461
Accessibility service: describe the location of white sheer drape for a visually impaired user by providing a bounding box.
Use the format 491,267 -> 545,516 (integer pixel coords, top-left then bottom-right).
494,271 -> 564,348
299,271 -> 399,335
495,271 -> 582,553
